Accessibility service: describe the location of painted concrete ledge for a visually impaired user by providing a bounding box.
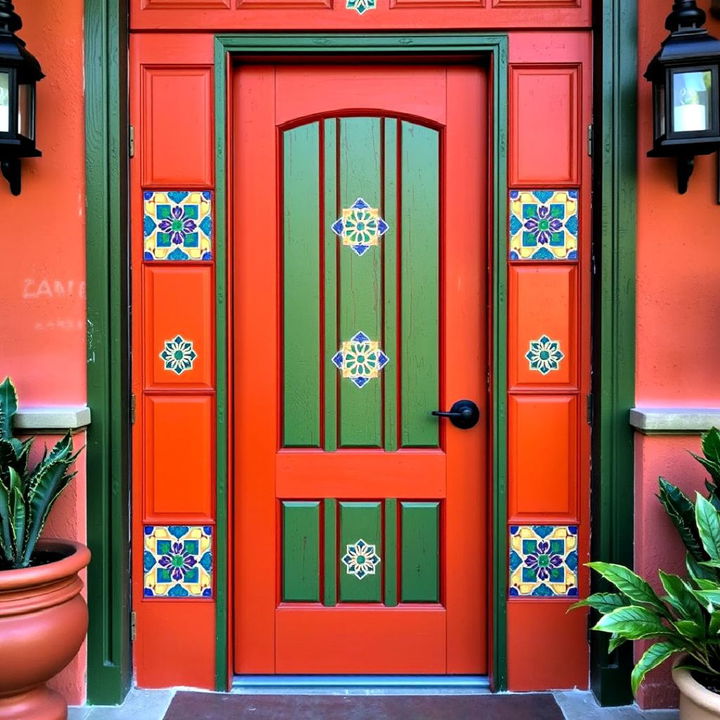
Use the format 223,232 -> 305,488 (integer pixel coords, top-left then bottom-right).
630,408 -> 720,435
13,406 -> 91,431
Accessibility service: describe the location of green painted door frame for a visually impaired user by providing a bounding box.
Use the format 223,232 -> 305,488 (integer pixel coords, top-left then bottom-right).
84,10 -> 637,707
590,0 -> 638,706
214,33 -> 508,691
84,0 -> 132,706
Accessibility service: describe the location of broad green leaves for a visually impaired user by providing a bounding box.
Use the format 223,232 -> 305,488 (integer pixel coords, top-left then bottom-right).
631,642 -> 682,695
593,606 -> 670,639
570,592 -> 628,614
696,494 -> 720,561
587,562 -> 667,615
583,428 -> 720,698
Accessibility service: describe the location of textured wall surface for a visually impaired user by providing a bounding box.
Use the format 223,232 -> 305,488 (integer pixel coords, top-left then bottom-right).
0,0 -> 87,706
634,0 -> 720,709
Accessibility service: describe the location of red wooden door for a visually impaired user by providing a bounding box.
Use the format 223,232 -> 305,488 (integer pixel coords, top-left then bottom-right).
233,63 -> 488,674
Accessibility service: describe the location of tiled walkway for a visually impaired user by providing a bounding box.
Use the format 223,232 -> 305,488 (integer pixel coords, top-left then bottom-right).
68,688 -> 680,720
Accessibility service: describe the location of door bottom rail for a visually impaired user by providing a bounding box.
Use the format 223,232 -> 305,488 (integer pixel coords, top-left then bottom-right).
231,675 -> 491,694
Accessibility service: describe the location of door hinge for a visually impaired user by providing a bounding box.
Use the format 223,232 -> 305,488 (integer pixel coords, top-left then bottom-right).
130,393 -> 136,425
586,394 -> 594,425
129,125 -> 135,158
131,611 -> 137,641
587,124 -> 594,157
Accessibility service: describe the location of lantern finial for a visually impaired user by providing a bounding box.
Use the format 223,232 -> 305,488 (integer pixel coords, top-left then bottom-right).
666,0 -> 706,33
0,2 -> 21,36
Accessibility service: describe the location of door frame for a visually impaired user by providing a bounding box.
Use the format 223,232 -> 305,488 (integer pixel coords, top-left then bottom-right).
84,12 -> 639,704
214,34 -> 508,689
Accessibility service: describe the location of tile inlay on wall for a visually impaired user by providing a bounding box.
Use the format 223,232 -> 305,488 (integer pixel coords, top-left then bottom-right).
342,538 -> 381,579
143,525 -> 213,598
160,335 -> 197,375
331,198 -> 389,255
509,190 -> 578,261
144,190 -> 213,261
345,0 -> 376,14
526,335 -> 565,375
332,331 -> 389,388
509,525 -> 578,597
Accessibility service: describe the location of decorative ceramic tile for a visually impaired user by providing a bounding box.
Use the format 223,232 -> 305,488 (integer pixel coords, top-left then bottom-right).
509,525 -> 578,597
332,331 -> 389,388
526,335 -> 565,375
143,525 -> 213,598
160,335 -> 197,375
143,190 -> 213,261
342,538 -> 381,579
346,0 -> 376,13
331,198 -> 389,255
509,190 -> 578,261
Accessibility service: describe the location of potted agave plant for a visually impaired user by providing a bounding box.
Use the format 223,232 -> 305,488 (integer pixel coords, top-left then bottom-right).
0,377 -> 90,720
576,428 -> 720,719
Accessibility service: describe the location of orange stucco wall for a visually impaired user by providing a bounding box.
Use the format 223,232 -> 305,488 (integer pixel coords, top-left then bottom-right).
634,0 -> 720,709
0,0 -> 87,706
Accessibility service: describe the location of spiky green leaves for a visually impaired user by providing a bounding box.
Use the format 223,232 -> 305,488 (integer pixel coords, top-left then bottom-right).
0,377 -> 17,443
0,377 -> 80,569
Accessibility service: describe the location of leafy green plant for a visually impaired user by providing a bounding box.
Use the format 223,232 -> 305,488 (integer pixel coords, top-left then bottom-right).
658,428 -> 720,579
0,377 -> 79,569
576,428 -> 720,695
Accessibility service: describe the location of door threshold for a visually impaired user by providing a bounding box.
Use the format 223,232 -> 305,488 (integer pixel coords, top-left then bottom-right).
231,675 -> 491,695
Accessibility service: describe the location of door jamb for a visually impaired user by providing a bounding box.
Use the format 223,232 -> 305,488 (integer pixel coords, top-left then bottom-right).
214,33 -> 509,691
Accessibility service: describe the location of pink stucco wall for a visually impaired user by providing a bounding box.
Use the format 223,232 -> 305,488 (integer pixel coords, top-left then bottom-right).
634,0 -> 720,709
636,2 -> 720,408
634,436 -> 704,708
0,0 -> 87,706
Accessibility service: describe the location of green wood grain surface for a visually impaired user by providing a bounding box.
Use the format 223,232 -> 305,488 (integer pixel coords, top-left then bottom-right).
339,501 -> 383,602
338,118 -> 383,447
282,501 -> 321,602
383,120 -> 399,452
400,123 -> 440,447
400,501 -> 440,602
384,498 -> 398,606
324,498 -> 338,606
323,120 -> 339,451
283,124 -> 321,447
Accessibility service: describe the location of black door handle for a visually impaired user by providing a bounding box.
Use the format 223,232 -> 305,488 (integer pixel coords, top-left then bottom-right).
431,399 -> 480,429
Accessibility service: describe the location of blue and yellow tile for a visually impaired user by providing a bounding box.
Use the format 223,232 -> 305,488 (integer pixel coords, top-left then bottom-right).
143,190 -> 213,261
331,331 -> 389,388
509,190 -> 578,261
331,198 -> 389,256
509,525 -> 578,597
143,525 -> 213,598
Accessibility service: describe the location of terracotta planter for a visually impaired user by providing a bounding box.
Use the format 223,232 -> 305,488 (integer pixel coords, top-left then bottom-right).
0,540 -> 90,720
673,663 -> 720,720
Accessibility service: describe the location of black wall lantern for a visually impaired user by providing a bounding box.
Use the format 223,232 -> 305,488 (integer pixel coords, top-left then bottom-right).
645,1 -> 720,194
0,0 -> 43,196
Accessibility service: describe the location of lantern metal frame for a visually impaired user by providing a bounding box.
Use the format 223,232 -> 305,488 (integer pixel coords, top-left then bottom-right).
645,1 -> 720,194
0,0 -> 43,196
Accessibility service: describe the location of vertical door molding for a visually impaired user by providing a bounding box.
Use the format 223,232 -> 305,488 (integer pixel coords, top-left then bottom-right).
591,0 -> 637,706
85,0 -> 132,705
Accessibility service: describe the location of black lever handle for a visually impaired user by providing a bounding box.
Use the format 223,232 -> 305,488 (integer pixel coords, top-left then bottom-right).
431,399 -> 480,430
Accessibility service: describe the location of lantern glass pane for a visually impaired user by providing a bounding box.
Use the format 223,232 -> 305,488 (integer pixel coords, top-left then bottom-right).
18,84 -> 33,140
672,70 -> 712,133
0,72 -> 9,134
